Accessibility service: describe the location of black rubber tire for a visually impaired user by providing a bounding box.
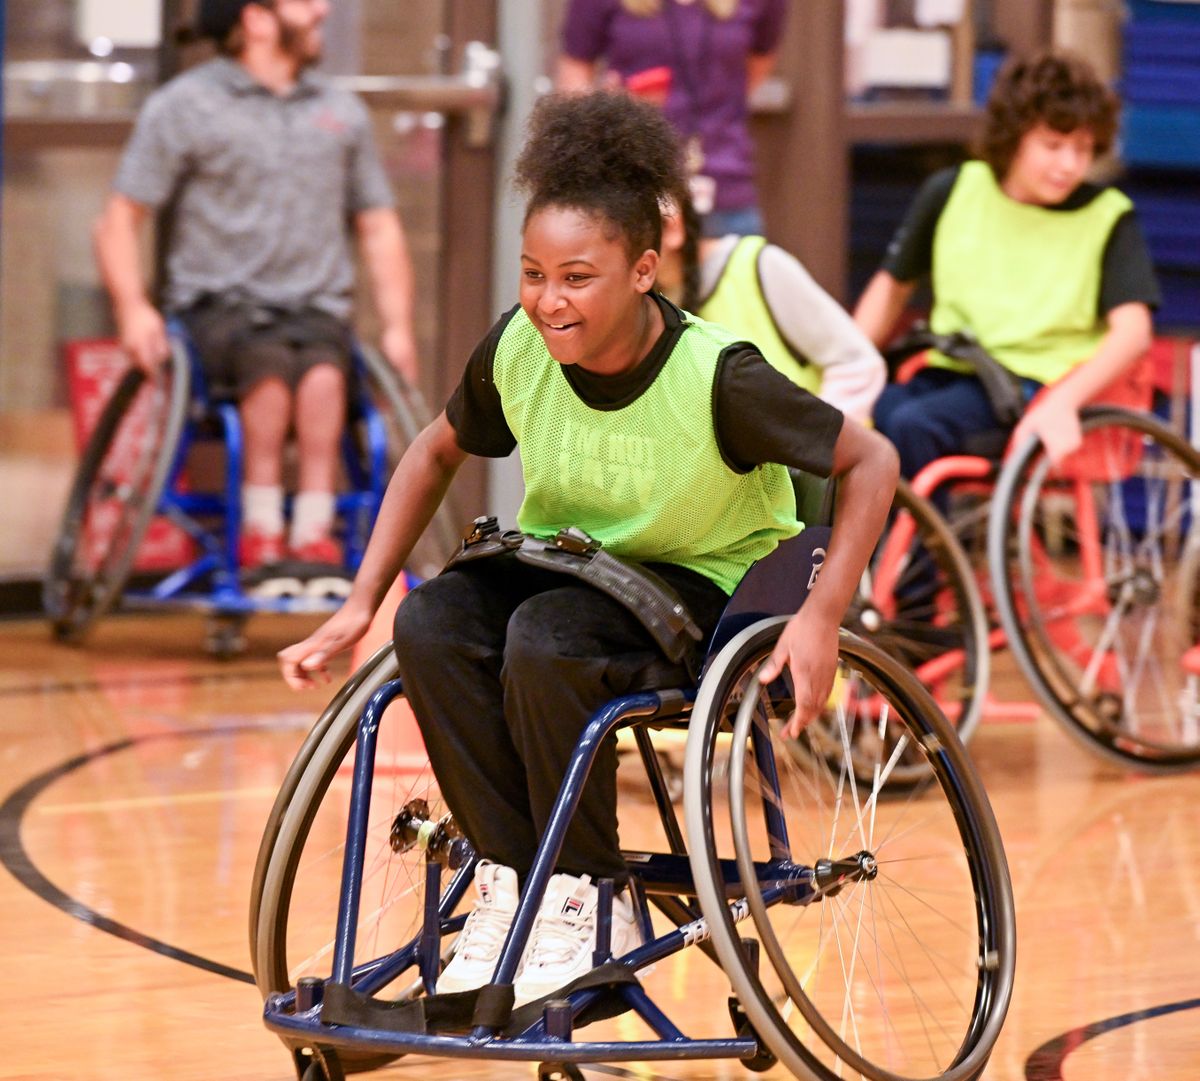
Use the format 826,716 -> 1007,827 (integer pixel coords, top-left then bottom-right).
248,642 -> 398,971
843,477 -> 989,782
685,620 -> 1015,1081
250,649 -> 467,1073
988,406 -> 1200,772
354,344 -> 461,574
44,341 -> 189,639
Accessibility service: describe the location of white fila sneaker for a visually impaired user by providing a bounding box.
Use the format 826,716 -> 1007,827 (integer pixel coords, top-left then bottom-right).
513,872 -> 642,1005
437,860 -> 519,994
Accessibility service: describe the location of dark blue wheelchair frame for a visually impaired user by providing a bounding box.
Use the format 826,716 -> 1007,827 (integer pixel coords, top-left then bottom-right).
253,518 -> 1012,1075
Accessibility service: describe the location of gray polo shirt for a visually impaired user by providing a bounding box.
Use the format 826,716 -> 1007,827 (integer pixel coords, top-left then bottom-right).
114,57 -> 395,318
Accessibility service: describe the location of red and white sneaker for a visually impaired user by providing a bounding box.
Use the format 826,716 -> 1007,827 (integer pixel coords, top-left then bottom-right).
238,529 -> 285,569
289,535 -> 342,566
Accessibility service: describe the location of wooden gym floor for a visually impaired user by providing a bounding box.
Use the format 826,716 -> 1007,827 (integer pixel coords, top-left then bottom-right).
1,611 -> 1198,1081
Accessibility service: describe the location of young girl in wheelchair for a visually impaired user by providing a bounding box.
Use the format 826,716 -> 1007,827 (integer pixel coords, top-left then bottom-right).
278,90 -> 897,1006
854,50 -> 1160,474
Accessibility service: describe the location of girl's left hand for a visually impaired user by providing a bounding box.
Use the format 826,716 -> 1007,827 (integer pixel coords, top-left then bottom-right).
756,607 -> 841,740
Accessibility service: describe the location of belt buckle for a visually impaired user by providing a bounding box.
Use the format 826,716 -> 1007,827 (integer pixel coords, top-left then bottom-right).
553,526 -> 600,556
463,515 -> 500,547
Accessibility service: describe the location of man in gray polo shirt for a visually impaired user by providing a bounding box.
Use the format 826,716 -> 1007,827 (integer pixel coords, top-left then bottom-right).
94,0 -> 418,570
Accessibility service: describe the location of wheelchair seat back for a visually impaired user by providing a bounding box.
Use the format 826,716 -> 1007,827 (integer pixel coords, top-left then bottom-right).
702,524 -> 831,666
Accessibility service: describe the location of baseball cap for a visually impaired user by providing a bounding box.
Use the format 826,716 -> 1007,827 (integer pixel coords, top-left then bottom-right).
195,0 -> 260,41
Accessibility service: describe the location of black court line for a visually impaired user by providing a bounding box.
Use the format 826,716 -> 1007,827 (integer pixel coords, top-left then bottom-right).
0,665 -> 282,700
8,721 -> 1198,1077
1025,996 -> 1200,1080
0,727 -> 268,985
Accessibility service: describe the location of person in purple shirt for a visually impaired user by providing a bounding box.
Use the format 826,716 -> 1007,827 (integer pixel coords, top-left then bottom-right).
557,0 -> 786,238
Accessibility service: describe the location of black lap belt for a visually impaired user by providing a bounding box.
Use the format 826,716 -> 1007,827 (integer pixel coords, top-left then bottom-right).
318,962 -> 642,1036
885,324 -> 1025,427
444,519 -> 704,671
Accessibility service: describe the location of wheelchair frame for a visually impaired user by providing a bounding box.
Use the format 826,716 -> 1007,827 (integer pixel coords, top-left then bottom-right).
44,322 -> 458,653
856,336 -> 1200,771
252,532 -> 1017,1081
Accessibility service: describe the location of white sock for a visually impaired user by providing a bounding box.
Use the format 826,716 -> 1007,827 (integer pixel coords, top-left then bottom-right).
242,484 -> 284,537
289,490 -> 336,549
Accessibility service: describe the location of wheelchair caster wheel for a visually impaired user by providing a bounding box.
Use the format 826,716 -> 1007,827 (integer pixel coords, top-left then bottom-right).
727,998 -> 779,1073
726,938 -> 778,1073
294,1046 -> 344,1081
538,1063 -> 584,1081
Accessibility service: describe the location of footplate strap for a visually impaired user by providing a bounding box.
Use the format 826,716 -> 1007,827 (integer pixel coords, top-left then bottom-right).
318,962 -> 642,1036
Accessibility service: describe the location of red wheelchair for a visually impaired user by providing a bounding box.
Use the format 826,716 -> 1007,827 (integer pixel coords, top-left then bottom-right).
848,330 -> 1200,772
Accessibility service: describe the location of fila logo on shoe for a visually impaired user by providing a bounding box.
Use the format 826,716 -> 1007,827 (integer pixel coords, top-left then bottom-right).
562,896 -> 585,917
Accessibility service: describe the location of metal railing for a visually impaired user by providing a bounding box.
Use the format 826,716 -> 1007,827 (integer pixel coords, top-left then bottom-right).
4,44 -> 503,146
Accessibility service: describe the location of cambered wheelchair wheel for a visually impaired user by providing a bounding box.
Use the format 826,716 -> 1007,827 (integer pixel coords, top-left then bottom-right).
843,478 -> 989,782
355,345 -> 460,575
685,620 -> 1015,1081
989,407 -> 1200,771
250,648 -> 471,1071
44,342 -> 189,640
248,642 -> 397,970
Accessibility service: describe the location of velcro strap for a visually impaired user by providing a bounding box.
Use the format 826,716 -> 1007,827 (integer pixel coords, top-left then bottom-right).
516,538 -> 703,669
316,963 -> 642,1037
471,983 -> 516,1029
953,338 -> 1024,426
502,962 -> 643,1035
320,979 -> 433,1033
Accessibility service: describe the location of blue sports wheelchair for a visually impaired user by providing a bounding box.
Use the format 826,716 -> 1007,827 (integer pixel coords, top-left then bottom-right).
250,525 -> 1016,1081
43,321 -> 458,655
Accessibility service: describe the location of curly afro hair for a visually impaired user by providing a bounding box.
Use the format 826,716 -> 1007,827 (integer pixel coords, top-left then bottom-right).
981,51 -> 1118,179
513,91 -> 688,262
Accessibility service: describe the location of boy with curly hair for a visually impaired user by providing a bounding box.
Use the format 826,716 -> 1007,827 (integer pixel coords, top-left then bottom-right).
855,51 -> 1160,471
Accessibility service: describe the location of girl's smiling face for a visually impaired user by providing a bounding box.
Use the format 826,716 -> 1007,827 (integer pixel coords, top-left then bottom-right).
520,205 -> 659,375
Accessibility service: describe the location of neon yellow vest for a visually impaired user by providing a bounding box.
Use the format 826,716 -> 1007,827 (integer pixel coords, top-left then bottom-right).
929,160 -> 1132,383
697,236 -> 822,395
492,307 -> 799,595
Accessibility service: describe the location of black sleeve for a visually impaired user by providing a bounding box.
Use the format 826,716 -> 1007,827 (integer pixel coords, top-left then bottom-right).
714,345 -> 845,476
444,307 -> 520,457
880,166 -> 960,283
1099,210 -> 1162,315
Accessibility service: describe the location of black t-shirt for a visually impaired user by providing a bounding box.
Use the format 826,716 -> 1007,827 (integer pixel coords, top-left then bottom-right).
881,165 -> 1162,315
446,293 -> 844,476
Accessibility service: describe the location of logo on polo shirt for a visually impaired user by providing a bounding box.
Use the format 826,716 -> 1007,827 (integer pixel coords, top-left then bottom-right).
313,108 -> 347,136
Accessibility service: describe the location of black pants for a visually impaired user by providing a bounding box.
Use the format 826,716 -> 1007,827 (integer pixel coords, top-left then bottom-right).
392,554 -> 728,884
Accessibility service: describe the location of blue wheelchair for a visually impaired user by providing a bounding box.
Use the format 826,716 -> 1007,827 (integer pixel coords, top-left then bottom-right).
43,323 -> 458,655
250,529 -> 1016,1081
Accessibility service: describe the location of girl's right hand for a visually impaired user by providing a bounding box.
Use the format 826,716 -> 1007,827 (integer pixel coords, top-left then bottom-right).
278,602 -> 373,690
